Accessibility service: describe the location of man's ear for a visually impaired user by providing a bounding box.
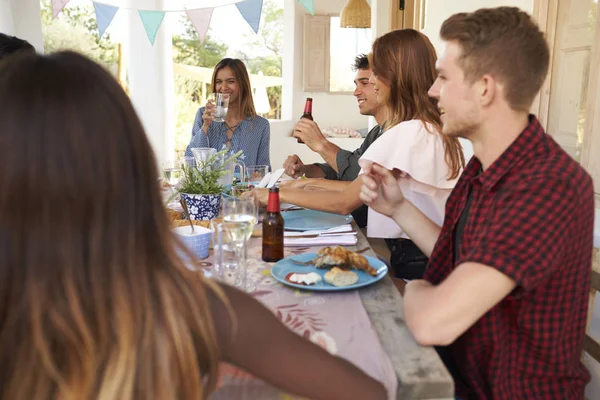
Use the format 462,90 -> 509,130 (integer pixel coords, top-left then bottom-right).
477,74 -> 497,107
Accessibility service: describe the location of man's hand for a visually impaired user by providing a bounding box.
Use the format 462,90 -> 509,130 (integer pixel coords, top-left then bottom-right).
359,162 -> 405,218
202,99 -> 217,133
293,119 -> 328,152
283,154 -> 307,179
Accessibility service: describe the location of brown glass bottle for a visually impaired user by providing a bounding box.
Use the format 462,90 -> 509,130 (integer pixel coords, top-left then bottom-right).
262,187 -> 285,262
297,97 -> 313,144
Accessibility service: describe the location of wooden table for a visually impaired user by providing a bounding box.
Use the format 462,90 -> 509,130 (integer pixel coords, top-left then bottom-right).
210,220 -> 454,399
351,226 -> 454,399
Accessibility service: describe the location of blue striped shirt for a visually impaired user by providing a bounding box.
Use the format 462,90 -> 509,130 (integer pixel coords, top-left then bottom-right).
185,107 -> 271,169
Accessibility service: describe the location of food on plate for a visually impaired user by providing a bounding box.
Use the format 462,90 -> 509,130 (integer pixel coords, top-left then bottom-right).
324,267 -> 359,287
285,272 -> 322,286
224,183 -> 255,198
314,246 -> 377,276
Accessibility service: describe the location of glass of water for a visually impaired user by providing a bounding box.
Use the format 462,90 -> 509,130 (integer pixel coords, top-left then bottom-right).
163,160 -> 183,188
221,196 -> 258,292
211,93 -> 230,123
246,165 -> 270,186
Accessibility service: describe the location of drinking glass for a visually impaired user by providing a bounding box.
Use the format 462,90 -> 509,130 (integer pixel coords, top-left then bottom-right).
191,147 -> 217,167
246,165 -> 270,186
181,156 -> 196,169
221,196 -> 258,292
211,93 -> 230,123
162,160 -> 183,200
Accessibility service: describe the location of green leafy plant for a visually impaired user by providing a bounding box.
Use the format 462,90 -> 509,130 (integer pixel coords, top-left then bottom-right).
177,149 -> 243,195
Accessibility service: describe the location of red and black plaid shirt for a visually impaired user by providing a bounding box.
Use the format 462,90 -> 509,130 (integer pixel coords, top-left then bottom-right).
424,116 -> 595,399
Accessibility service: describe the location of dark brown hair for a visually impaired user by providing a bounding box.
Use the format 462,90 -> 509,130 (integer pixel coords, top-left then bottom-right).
0,51 -> 226,399
370,29 -> 464,179
352,53 -> 369,71
211,58 -> 257,118
440,6 -> 550,112
0,33 -> 35,61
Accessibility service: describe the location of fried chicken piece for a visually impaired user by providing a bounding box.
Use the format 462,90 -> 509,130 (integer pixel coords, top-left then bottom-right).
314,246 -> 377,276
315,246 -> 349,268
347,251 -> 377,276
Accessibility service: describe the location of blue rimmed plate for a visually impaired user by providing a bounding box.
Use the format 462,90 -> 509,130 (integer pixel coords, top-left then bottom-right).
282,209 -> 353,231
271,252 -> 388,291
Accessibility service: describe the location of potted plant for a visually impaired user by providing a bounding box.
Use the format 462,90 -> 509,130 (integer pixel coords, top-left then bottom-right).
176,149 -> 242,220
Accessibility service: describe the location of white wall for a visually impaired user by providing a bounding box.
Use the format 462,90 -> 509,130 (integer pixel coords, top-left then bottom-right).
290,0 -> 371,130
422,0 -> 534,55
0,0 -> 44,52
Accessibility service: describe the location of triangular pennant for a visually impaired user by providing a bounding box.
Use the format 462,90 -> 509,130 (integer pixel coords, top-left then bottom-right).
93,3 -> 119,38
52,0 -> 71,18
185,8 -> 214,44
235,0 -> 263,34
138,10 -> 166,45
296,0 -> 314,15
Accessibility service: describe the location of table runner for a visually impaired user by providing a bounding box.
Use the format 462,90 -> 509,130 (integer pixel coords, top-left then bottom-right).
200,238 -> 398,399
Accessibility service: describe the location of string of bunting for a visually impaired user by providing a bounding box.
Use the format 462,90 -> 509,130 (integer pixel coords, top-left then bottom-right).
51,0 -> 314,45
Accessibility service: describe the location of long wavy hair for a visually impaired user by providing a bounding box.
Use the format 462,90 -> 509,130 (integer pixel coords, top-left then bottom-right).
211,58 -> 257,119
370,29 -> 465,179
0,51 -> 229,399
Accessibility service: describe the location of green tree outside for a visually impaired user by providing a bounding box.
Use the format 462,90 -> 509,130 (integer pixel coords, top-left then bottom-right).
40,0 -> 118,72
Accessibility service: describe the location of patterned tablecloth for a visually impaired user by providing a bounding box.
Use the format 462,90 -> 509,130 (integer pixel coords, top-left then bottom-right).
199,238 -> 398,400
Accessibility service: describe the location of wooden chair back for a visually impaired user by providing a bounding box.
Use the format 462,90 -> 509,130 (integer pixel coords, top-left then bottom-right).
585,248 -> 600,362
584,248 -> 600,400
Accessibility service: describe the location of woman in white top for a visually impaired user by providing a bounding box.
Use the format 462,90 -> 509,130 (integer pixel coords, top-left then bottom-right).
250,30 -> 464,279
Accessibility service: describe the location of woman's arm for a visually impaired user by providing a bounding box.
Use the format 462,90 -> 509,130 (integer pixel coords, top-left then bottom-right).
277,177 -> 364,215
304,179 -> 352,192
256,118 -> 271,169
280,178 -> 351,192
209,283 -> 387,400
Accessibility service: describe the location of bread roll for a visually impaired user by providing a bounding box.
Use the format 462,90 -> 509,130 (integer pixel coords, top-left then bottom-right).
324,267 -> 359,287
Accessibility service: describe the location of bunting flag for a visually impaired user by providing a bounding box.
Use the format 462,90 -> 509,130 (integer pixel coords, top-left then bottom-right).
185,8 -> 214,44
52,0 -> 72,18
53,0 -> 314,45
235,0 -> 263,34
296,0 -> 314,15
138,10 -> 166,45
93,3 -> 119,38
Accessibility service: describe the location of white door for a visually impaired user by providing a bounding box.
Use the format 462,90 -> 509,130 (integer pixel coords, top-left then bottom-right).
546,0 -> 597,162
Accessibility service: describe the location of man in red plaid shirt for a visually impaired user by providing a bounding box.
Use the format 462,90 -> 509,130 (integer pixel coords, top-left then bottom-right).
360,7 -> 595,399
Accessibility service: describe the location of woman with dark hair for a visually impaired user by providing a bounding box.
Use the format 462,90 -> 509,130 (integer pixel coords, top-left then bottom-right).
0,51 -> 385,399
185,58 -> 270,168
249,30 -> 465,280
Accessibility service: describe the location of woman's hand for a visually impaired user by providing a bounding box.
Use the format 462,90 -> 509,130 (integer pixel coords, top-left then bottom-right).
202,99 -> 217,133
242,188 -> 269,206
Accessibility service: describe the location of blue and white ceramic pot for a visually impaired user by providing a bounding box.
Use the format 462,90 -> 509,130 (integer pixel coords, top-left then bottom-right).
180,193 -> 222,220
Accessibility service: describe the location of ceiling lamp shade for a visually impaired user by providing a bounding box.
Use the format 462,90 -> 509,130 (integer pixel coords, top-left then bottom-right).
340,0 -> 371,28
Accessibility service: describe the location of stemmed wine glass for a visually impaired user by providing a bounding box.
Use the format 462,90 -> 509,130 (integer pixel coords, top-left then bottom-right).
221,196 -> 258,292
162,160 -> 183,201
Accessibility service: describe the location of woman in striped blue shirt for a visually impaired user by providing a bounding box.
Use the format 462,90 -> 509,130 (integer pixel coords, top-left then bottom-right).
185,58 -> 271,169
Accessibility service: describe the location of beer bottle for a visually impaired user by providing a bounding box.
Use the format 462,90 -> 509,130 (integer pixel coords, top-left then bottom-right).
262,187 -> 284,262
297,97 -> 313,144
